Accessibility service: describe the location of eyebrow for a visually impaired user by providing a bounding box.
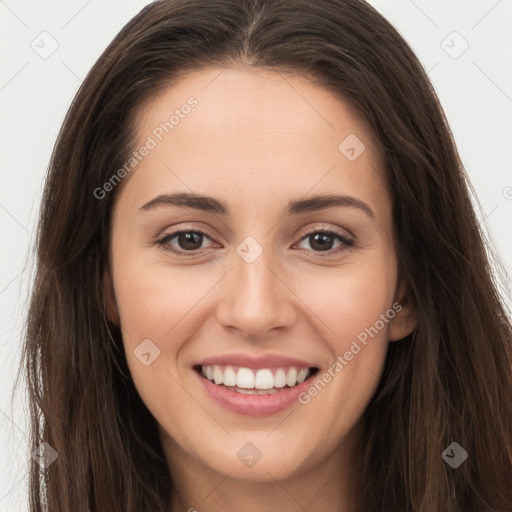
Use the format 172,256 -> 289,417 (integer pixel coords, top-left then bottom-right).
139,192 -> 375,219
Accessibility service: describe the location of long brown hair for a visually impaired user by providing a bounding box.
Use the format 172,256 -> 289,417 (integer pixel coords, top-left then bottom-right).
17,0 -> 512,510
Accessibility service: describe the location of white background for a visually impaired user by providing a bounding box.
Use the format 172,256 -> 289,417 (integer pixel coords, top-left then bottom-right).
1,0 -> 511,509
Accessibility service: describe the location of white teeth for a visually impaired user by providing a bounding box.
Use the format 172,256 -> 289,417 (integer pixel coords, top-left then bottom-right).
200,364 -> 312,391
213,366 -> 224,385
223,366 -> 237,387
297,368 -> 309,384
273,368 -> 287,388
235,388 -> 253,395
286,367 -> 297,387
227,387 -> 280,395
254,369 -> 274,390
236,367 -> 255,389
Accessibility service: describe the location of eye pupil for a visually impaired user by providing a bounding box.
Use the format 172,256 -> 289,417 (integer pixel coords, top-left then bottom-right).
310,232 -> 333,251
179,232 -> 202,250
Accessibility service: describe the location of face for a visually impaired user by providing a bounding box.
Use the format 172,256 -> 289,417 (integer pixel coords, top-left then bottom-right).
107,66 -> 416,488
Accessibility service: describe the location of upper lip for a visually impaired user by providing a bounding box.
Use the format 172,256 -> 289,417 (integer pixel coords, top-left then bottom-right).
195,353 -> 317,370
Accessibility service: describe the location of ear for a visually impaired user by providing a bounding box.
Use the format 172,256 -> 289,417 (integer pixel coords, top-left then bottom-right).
388,279 -> 417,342
103,269 -> 120,326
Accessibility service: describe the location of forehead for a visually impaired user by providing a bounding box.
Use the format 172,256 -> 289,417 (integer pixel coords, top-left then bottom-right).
134,66 -> 380,151
120,66 -> 387,217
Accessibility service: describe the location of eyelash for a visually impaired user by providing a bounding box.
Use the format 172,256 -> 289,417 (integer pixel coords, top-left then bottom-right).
155,227 -> 355,258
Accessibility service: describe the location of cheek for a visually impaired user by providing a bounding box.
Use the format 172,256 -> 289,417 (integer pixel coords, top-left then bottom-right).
333,273 -> 395,343
296,257 -> 397,346
113,257 -> 205,342
113,265 -> 197,441
290,260 -> 397,428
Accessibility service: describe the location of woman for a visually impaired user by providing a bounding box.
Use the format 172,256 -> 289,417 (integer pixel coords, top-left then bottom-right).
19,0 -> 512,510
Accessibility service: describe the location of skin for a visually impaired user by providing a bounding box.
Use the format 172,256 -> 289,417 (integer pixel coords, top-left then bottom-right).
106,66 -> 417,512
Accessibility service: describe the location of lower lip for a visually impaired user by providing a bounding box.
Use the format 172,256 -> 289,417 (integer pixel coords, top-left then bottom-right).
196,370 -> 315,417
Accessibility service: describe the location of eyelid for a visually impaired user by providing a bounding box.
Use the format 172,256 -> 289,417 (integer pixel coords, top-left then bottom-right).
294,224 -> 353,243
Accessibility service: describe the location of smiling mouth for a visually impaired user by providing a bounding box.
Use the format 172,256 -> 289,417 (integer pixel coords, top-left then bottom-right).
194,364 -> 319,395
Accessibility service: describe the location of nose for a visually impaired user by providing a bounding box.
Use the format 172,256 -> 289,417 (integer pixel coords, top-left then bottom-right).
215,246 -> 297,340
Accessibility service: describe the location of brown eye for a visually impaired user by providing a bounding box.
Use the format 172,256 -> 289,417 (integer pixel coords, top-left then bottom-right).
296,229 -> 354,255
308,232 -> 335,251
157,229 -> 215,254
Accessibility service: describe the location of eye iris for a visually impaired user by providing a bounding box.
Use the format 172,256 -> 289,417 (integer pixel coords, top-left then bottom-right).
179,232 -> 202,250
310,232 -> 333,251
